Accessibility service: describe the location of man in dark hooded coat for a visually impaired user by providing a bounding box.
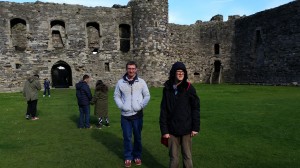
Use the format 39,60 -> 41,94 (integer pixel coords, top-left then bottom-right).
160,62 -> 200,168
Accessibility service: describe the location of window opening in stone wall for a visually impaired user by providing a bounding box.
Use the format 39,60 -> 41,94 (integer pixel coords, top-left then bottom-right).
105,62 -> 110,72
194,72 -> 200,82
52,30 -> 64,48
51,61 -> 72,88
15,63 -> 22,69
214,44 -> 220,55
92,48 -> 99,54
255,30 -> 262,45
119,24 -> 131,52
86,22 -> 100,50
50,20 -> 66,49
10,18 -> 27,52
254,29 -> 264,67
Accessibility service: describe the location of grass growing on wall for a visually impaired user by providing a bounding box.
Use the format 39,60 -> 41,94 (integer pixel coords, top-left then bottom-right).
0,84 -> 299,168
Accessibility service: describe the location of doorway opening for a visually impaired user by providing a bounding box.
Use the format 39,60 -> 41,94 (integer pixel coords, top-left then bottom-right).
51,61 -> 72,88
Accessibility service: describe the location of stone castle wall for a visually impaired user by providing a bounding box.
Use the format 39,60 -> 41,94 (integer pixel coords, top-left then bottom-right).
0,1 -> 133,92
0,0 -> 299,92
234,1 -> 300,85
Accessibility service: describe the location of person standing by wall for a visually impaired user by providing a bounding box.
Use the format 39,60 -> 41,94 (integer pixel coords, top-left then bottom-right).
76,74 -> 92,129
114,61 -> 150,167
159,62 -> 200,168
23,74 -> 42,120
43,78 -> 51,97
91,80 -> 109,129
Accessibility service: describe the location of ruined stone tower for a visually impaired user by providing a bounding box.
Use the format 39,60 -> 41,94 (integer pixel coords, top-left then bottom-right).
129,0 -> 169,86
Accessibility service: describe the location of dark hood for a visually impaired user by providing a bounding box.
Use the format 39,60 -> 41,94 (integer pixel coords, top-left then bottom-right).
169,62 -> 188,82
95,80 -> 108,92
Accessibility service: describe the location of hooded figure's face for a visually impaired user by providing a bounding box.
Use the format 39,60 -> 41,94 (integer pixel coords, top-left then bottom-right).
176,69 -> 185,82
169,62 -> 188,83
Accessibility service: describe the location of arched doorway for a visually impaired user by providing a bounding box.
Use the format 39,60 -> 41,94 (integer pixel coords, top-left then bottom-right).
210,60 -> 222,84
51,61 -> 72,88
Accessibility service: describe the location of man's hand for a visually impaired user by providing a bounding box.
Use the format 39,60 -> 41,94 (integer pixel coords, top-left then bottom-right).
191,131 -> 198,137
163,134 -> 170,138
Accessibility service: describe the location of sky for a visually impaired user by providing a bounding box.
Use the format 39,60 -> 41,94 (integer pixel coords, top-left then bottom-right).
0,0 -> 295,25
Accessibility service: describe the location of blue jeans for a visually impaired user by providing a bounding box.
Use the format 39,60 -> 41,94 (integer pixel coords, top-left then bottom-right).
121,116 -> 143,160
43,88 -> 50,96
78,105 -> 90,128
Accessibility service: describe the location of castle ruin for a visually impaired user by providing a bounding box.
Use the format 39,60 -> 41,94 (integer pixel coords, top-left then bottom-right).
0,0 -> 299,92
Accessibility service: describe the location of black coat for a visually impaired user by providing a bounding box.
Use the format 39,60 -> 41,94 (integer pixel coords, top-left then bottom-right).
76,80 -> 92,106
159,80 -> 200,136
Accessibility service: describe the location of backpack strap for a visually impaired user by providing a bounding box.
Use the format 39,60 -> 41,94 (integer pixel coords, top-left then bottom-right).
186,82 -> 191,91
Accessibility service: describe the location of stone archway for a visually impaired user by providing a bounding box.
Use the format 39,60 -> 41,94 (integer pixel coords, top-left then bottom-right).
210,60 -> 222,84
51,61 -> 72,88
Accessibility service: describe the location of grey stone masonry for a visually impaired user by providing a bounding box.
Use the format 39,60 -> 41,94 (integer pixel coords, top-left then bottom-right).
0,0 -> 299,92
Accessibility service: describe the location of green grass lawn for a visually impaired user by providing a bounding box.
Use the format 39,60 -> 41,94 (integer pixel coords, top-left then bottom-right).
0,84 -> 299,168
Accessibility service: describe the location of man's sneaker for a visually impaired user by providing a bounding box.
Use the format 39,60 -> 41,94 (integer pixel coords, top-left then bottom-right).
49,95 -> 51,97
105,123 -> 110,127
26,115 -> 30,120
43,95 -> 45,97
31,117 -> 39,120
134,158 -> 142,166
124,160 -> 131,167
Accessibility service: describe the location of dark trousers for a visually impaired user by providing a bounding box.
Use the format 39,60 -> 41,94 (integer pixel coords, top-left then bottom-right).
26,100 -> 38,118
44,88 -> 50,96
78,105 -> 90,128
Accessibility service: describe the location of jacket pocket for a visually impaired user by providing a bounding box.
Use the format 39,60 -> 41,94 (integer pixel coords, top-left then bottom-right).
132,99 -> 142,112
122,102 -> 131,112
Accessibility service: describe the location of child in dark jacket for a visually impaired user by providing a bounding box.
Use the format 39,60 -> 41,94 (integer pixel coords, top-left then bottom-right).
76,74 -> 92,128
91,80 -> 109,129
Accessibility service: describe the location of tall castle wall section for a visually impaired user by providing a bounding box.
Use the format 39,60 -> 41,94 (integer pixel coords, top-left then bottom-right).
234,0 -> 300,85
0,1 -> 133,92
168,16 -> 237,84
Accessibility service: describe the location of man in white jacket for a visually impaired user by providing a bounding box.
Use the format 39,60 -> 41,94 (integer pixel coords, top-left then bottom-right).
114,61 -> 150,167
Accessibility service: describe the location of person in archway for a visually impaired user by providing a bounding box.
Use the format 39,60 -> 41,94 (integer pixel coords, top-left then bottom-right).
23,74 -> 42,120
159,62 -> 200,168
91,80 -> 109,129
114,61 -> 150,167
76,74 -> 92,129
43,78 -> 51,97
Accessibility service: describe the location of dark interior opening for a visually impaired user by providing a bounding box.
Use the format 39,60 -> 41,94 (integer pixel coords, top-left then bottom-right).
105,62 -> 110,72
214,43 -> 220,55
214,60 -> 221,72
119,24 -> 131,52
51,61 -> 72,88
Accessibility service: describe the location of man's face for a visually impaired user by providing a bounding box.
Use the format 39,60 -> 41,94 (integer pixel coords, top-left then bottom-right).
127,64 -> 137,79
176,70 -> 185,81
85,77 -> 91,84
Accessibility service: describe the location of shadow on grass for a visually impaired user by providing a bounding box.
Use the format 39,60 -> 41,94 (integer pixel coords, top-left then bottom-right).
91,130 -> 166,168
70,114 -> 101,128
69,114 -> 78,127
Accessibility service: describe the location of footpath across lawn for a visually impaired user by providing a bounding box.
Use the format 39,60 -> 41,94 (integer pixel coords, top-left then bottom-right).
0,84 -> 299,168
